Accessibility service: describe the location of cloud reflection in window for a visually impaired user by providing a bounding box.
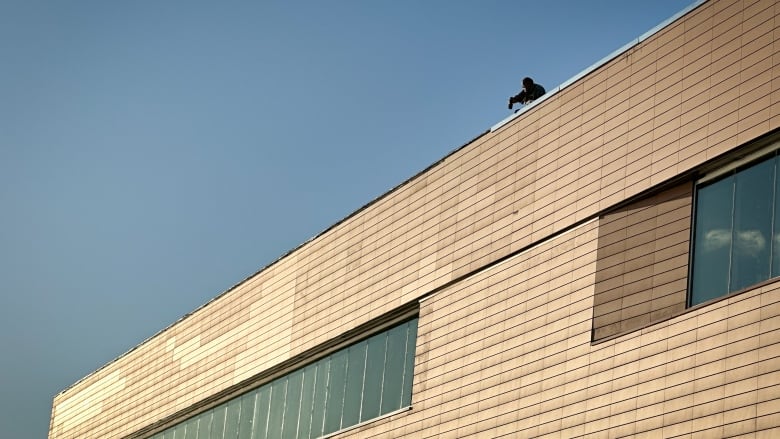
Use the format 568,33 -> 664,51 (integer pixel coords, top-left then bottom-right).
703,228 -> 767,256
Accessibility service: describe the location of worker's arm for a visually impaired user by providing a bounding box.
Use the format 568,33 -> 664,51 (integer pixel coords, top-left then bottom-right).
508,91 -> 527,109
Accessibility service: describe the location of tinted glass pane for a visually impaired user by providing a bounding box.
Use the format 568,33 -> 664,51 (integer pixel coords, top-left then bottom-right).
282,369 -> 303,439
211,405 -> 227,439
198,410 -> 213,438
342,341 -> 367,427
380,324 -> 407,414
691,176 -> 734,305
297,364 -> 317,439
266,379 -> 287,439
252,386 -> 271,439
224,397 -> 242,439
309,360 -> 329,438
323,350 -> 347,434
361,332 -> 387,422
401,319 -> 418,407
773,155 -> 780,277
731,158 -> 774,291
178,424 -> 189,439
184,417 -> 199,439
238,391 -> 257,439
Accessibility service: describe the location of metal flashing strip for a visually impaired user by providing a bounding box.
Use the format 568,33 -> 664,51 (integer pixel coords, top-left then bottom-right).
490,0 -> 707,133
697,139 -> 780,185
490,91 -> 553,132
319,406 -> 413,439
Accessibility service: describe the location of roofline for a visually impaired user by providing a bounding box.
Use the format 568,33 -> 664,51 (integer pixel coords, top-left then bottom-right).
490,0 -> 707,132
54,0 -> 708,399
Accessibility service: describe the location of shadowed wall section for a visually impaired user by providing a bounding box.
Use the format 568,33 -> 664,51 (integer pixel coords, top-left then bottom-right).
593,182 -> 692,340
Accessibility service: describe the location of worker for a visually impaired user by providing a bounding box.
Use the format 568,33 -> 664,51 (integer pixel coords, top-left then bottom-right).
508,77 -> 546,110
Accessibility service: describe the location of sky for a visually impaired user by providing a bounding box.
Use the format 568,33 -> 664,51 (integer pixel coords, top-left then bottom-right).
0,1 -> 697,437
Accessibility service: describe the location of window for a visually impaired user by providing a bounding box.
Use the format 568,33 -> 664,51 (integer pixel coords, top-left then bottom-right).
690,151 -> 780,306
149,318 -> 418,439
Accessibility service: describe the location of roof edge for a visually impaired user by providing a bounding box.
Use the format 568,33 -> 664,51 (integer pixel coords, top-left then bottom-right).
490,0 -> 707,132
53,0 -> 708,400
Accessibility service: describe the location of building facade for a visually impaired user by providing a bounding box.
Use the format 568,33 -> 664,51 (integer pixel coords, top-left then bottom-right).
50,0 -> 780,437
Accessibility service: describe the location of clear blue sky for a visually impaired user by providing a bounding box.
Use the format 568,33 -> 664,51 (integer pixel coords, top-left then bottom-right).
1,1 -> 696,437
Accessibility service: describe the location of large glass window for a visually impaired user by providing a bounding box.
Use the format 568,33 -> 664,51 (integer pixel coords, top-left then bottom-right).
149,318 -> 418,439
690,152 -> 779,306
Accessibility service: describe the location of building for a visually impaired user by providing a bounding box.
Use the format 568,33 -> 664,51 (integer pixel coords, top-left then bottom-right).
50,0 -> 780,437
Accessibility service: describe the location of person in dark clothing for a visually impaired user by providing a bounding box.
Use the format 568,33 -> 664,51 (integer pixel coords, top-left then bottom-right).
508,77 -> 546,110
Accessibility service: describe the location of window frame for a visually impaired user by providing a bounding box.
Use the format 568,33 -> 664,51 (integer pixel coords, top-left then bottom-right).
688,142 -> 780,307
